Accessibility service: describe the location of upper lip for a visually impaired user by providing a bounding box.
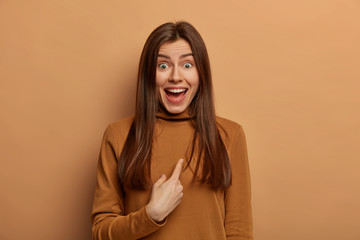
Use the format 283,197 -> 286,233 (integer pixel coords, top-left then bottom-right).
164,87 -> 188,90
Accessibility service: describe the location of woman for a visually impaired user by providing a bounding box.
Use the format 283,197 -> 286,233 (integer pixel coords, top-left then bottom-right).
91,21 -> 253,240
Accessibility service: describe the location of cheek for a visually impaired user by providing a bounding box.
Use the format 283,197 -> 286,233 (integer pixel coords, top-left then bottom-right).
189,78 -> 200,101
155,86 -> 165,105
184,70 -> 199,84
191,73 -> 200,91
155,71 -> 167,87
192,84 -> 200,99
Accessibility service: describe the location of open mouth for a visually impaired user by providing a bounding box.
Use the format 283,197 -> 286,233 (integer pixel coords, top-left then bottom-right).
164,88 -> 188,103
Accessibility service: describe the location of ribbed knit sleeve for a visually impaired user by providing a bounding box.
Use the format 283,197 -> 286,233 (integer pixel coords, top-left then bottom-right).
91,124 -> 165,240
224,124 -> 254,240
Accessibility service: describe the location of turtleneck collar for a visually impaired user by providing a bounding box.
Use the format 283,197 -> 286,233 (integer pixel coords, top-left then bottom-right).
156,106 -> 195,121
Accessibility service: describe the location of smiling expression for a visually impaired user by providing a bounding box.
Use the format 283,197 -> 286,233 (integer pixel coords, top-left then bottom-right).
156,39 -> 199,114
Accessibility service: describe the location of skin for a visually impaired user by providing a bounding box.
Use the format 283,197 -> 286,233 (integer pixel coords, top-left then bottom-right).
155,38 -> 200,114
146,39 -> 200,222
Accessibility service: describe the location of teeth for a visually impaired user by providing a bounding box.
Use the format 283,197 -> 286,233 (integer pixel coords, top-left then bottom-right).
166,88 -> 186,93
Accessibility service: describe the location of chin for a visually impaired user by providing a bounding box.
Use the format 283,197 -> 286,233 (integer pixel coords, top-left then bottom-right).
164,105 -> 187,114
161,100 -> 187,114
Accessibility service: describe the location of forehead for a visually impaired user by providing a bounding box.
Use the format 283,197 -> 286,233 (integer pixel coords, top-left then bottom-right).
158,39 -> 192,55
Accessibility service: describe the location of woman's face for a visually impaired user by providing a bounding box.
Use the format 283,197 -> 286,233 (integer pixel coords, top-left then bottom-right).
156,39 -> 199,114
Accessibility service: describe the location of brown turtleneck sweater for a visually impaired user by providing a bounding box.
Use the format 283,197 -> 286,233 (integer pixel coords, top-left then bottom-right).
91,112 -> 253,239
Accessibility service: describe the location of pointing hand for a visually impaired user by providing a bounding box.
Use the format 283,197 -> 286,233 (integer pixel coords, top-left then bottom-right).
146,159 -> 184,222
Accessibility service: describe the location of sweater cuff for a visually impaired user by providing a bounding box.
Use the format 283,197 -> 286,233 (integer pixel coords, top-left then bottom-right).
110,206 -> 166,239
144,206 -> 167,226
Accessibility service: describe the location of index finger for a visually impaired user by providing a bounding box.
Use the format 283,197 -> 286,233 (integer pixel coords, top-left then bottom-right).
170,158 -> 184,180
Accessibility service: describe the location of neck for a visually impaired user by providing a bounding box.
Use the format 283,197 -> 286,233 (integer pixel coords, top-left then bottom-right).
156,106 -> 195,121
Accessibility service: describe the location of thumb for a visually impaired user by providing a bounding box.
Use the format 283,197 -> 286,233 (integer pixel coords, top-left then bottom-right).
154,174 -> 167,186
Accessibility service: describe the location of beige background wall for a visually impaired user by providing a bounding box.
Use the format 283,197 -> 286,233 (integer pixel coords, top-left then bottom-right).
1,0 -> 359,239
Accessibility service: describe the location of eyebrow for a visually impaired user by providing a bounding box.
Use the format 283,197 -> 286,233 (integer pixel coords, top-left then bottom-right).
157,53 -> 193,59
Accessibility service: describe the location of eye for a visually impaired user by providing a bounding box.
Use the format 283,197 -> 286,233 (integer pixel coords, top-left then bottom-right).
158,63 -> 168,69
184,62 -> 193,68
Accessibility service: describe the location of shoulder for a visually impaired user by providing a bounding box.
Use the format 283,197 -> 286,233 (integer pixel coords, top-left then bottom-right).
103,116 -> 134,144
216,116 -> 244,136
216,116 -> 246,147
108,116 -> 134,133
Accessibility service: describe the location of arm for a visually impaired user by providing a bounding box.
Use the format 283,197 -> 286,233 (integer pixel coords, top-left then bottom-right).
91,124 -> 165,240
224,125 -> 254,240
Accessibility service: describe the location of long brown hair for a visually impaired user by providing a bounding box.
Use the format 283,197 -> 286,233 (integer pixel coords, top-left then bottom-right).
118,21 -> 231,190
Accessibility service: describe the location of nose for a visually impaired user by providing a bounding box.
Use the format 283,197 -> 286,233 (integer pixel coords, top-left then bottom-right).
169,66 -> 182,82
